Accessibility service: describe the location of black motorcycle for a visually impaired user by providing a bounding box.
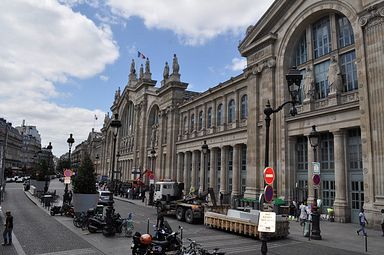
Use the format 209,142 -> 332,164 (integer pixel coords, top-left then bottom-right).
131,222 -> 182,255
73,207 -> 99,230
88,208 -> 122,236
50,203 -> 74,217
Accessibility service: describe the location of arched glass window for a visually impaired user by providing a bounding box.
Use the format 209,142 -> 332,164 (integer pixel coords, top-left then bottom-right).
240,95 -> 248,119
198,111 -> 203,130
313,17 -> 331,59
228,99 -> 235,123
191,114 -> 195,131
293,14 -> 357,100
217,104 -> 222,126
207,107 -> 212,128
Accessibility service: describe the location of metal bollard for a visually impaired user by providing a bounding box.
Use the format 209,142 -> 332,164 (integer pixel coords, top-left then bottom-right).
365,235 -> 368,253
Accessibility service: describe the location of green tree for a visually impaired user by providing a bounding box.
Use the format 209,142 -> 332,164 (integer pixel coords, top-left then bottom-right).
56,158 -> 70,174
32,159 -> 49,181
72,154 -> 97,194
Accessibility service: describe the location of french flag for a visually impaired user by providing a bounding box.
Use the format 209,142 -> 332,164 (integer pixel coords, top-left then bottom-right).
137,51 -> 146,59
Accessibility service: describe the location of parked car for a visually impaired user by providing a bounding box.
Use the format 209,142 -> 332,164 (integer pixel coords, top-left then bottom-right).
98,190 -> 113,206
59,177 -> 64,182
15,177 -> 24,183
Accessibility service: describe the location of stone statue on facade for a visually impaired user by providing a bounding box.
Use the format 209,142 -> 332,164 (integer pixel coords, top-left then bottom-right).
114,87 -> 121,102
303,66 -> 314,100
145,58 -> 150,74
129,59 -> 137,82
327,55 -> 342,94
172,54 -> 179,74
139,64 -> 144,79
163,61 -> 169,80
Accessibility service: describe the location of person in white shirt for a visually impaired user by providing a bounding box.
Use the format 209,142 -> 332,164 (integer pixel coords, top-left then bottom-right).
357,208 -> 368,236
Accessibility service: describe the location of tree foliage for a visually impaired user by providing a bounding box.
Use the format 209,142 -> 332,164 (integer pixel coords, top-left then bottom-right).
72,154 -> 97,194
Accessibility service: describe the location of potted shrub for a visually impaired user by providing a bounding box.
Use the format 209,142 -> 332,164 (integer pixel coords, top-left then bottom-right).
71,154 -> 98,213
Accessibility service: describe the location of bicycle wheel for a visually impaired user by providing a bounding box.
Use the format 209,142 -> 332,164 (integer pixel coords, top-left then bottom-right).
73,216 -> 82,228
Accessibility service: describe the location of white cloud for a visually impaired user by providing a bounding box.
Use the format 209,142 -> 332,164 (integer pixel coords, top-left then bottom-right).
0,0 -> 119,156
226,58 -> 247,71
106,0 -> 274,45
99,75 -> 109,81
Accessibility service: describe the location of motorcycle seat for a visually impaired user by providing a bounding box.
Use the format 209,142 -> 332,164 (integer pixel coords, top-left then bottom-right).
152,240 -> 169,245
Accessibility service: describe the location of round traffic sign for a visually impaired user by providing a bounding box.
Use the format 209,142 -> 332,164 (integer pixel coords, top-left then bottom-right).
264,185 -> 274,203
264,167 -> 275,185
313,174 -> 321,186
64,169 -> 72,177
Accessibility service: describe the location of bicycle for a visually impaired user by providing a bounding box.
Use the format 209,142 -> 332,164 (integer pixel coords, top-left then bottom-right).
120,213 -> 134,237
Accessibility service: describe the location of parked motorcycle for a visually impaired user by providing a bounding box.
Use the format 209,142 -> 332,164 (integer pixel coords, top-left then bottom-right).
50,202 -> 74,217
87,208 -> 122,236
73,207 -> 100,230
131,222 -> 182,255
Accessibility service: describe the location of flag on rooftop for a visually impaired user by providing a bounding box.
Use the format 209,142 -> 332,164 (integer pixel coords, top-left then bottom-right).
137,51 -> 146,59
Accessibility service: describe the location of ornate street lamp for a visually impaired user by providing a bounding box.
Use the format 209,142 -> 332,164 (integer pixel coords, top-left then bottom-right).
148,147 -> 156,206
45,142 -> 53,193
308,125 -> 321,240
201,140 -> 209,192
64,134 -> 74,204
105,113 -> 121,236
261,67 -> 302,255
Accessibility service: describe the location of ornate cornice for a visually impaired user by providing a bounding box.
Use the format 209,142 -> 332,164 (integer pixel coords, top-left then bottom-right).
359,6 -> 384,27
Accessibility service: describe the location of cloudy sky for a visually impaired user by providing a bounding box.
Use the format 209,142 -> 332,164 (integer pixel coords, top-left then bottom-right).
0,0 -> 274,156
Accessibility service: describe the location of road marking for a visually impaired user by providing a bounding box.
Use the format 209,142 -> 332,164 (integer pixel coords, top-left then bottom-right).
38,248 -> 100,255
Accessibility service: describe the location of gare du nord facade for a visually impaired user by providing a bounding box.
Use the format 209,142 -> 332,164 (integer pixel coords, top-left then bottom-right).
97,0 -> 384,226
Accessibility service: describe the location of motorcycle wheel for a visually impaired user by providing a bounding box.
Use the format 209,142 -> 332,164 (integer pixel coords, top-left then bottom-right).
88,224 -> 97,233
73,217 -> 82,228
50,211 -> 55,216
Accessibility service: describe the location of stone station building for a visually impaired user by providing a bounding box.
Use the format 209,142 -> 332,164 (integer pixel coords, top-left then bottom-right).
98,0 -> 384,226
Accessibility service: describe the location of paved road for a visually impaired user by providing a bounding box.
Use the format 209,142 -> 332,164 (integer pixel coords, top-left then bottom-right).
1,179 -> 383,254
1,182 -> 101,255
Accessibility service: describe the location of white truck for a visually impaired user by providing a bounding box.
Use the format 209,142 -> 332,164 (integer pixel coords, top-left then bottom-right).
154,181 -> 213,224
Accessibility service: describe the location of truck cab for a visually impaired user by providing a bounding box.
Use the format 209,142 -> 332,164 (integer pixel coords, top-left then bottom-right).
154,181 -> 183,201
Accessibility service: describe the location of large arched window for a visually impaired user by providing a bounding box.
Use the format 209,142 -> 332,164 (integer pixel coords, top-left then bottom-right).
191,114 -> 195,131
293,14 -> 357,99
207,107 -> 212,128
228,99 -> 235,123
217,104 -> 222,126
198,111 -> 203,130
240,95 -> 248,119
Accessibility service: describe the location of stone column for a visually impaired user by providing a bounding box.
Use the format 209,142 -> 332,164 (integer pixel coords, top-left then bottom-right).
307,136 -> 314,204
176,152 -> 184,183
191,150 -> 197,192
333,130 -> 349,222
183,152 -> 191,193
209,147 -> 217,190
220,146 -> 228,194
287,136 -> 297,201
232,144 -> 240,196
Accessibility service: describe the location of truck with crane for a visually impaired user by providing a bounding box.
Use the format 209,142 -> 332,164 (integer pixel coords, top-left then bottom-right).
154,181 -> 216,224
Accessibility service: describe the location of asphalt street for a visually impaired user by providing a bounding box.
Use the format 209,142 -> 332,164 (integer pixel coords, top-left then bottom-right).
1,179 -> 383,255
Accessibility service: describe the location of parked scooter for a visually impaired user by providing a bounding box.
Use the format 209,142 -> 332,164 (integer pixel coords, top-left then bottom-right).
50,202 -> 74,217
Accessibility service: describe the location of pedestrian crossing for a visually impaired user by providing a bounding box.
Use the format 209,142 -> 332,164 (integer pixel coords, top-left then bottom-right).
184,234 -> 300,255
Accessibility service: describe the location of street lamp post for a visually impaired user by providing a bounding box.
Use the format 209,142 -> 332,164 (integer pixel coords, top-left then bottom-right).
45,142 -> 53,193
148,147 -> 156,206
201,140 -> 209,193
95,154 -> 99,175
261,67 -> 302,255
104,113 -> 121,236
308,125 -> 321,240
65,134 -> 74,204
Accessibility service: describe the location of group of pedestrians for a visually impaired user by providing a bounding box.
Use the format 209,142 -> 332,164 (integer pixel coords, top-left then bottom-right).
356,208 -> 384,237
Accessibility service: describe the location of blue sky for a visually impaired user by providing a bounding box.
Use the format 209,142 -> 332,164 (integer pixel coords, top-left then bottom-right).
0,0 -> 274,156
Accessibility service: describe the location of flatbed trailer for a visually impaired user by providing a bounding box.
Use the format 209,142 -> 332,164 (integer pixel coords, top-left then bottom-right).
204,210 -> 289,239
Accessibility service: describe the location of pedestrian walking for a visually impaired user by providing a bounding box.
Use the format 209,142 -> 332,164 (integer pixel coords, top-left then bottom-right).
141,189 -> 146,203
299,202 -> 307,226
381,209 -> 384,237
2,211 -> 13,246
357,208 -> 368,236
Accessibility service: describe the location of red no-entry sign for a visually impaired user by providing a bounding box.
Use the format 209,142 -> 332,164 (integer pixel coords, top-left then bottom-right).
264,167 -> 275,185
